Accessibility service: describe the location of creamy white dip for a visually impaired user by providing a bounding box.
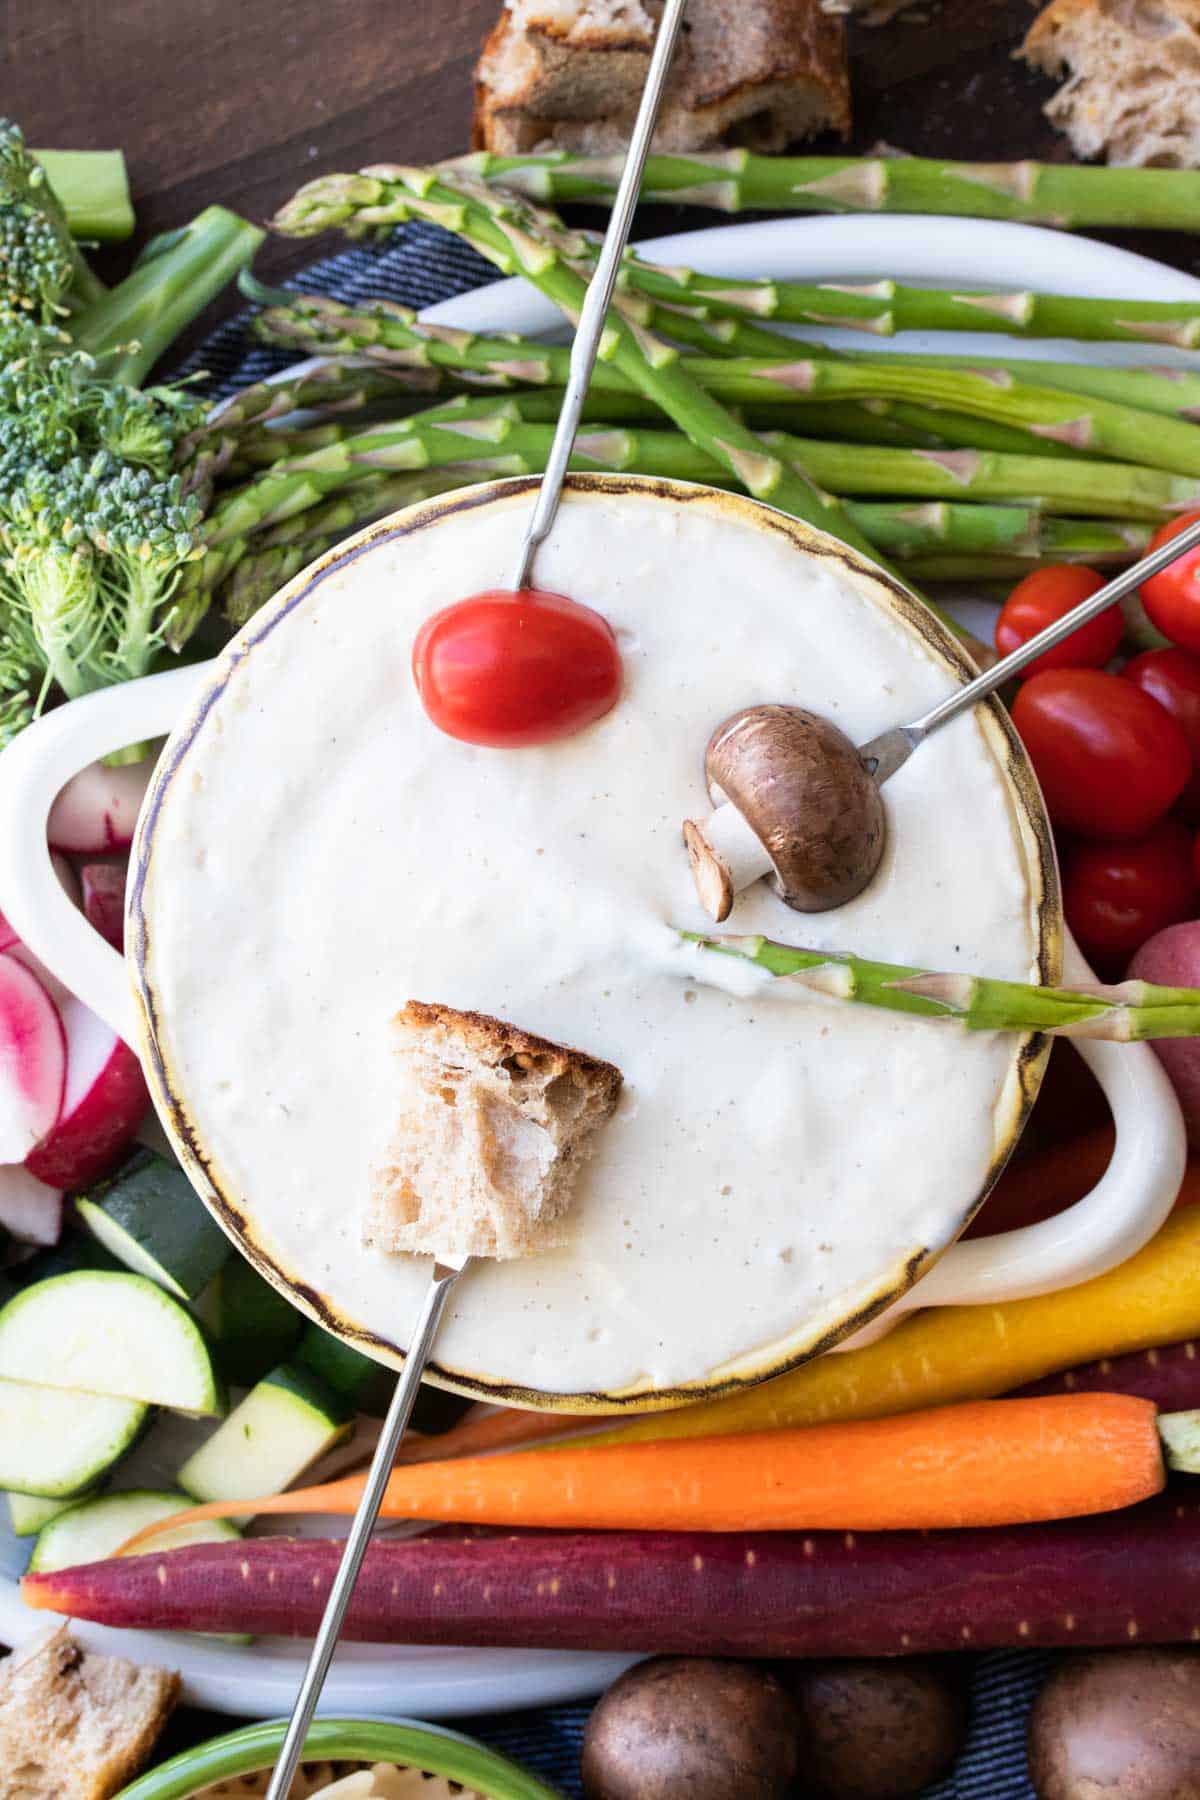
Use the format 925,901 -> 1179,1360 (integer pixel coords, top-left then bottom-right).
140,482 -> 1043,1401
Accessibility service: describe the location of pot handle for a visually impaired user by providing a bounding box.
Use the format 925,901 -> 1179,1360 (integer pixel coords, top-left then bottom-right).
0,664 -> 212,1045
833,929 -> 1187,1348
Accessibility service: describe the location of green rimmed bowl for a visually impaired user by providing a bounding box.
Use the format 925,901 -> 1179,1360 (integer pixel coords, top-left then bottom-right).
117,1717 -> 563,1800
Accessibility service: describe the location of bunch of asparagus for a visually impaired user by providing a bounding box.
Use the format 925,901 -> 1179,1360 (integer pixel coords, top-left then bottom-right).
168,155 -> 1200,641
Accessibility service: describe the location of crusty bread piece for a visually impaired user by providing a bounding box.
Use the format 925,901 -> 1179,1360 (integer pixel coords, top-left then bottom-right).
367,1001 -> 622,1261
0,1626 -> 179,1800
473,0 -> 851,155
1022,0 -> 1200,168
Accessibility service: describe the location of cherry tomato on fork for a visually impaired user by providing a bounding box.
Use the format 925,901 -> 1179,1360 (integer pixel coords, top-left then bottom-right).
1139,512 -> 1200,652
994,565 -> 1120,678
412,587 -> 623,749
1011,669 -> 1191,839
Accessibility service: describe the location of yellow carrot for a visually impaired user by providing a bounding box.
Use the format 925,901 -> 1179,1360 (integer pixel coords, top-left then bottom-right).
581,1207 -> 1200,1450
410,1204 -> 1200,1461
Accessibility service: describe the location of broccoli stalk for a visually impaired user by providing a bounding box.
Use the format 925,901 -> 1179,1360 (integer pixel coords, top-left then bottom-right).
72,207 -> 266,385
30,148 -> 133,243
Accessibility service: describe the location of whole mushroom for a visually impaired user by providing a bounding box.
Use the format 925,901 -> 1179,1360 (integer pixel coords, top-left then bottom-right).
580,1656 -> 802,1799
1028,1648 -> 1200,1800
779,1657 -> 969,1800
683,705 -> 886,922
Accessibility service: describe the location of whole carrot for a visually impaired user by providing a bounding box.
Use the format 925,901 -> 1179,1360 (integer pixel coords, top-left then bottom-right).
121,1395 -> 1169,1542
27,1490 -> 1200,1653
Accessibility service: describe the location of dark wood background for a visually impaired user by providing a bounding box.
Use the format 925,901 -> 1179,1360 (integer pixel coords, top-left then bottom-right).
6,0 -> 1199,310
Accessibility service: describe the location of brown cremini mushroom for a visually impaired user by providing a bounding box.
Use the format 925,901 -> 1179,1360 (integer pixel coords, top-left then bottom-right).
683,704 -> 886,921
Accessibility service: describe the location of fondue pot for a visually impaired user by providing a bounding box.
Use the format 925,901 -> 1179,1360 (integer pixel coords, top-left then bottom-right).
0,476 -> 1183,1412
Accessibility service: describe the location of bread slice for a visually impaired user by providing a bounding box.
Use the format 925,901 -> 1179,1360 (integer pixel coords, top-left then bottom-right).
367,1001 -> 622,1261
473,0 -> 851,155
0,1626 -> 179,1800
1022,0 -> 1200,168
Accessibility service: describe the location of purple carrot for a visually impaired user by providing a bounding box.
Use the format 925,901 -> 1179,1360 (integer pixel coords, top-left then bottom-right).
23,1491 -> 1200,1655
1015,1340 -> 1200,1409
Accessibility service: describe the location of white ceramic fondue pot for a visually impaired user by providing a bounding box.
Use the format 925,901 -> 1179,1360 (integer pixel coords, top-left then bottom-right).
0,476 -> 1185,1411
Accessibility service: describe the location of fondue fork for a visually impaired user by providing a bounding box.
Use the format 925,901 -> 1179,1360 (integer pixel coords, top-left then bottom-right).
265,1252 -> 466,1794
860,514 -> 1200,784
264,8 -> 687,1793
509,0 -> 688,593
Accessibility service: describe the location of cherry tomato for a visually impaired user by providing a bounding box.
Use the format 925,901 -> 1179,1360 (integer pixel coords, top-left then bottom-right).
1122,647 -> 1200,821
1011,668 -> 1192,839
994,565 -> 1120,678
1139,511 -> 1200,652
1063,820 -> 1197,963
412,587 -> 622,749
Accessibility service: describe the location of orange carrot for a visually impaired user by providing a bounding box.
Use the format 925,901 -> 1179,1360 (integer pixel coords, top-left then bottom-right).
122,1394 -> 1165,1549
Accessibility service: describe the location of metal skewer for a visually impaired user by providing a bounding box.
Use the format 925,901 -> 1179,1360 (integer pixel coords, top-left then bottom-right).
264,10 -> 687,1793
860,515 -> 1200,784
510,0 -> 688,593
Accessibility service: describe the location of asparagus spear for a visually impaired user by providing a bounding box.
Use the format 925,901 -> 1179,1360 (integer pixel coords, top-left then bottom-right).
205,405 -> 1200,527
251,296 -> 1084,456
686,932 -> 1200,1040
252,284 -> 1200,474
451,149 -> 1200,233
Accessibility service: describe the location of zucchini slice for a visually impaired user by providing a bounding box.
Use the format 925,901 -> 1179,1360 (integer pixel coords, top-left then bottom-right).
179,1362 -> 352,1503
295,1323 -> 392,1416
199,1255 -> 303,1388
0,1272 -> 223,1416
28,1487 -> 241,1573
6,1487 -> 96,1537
76,1151 -> 230,1301
0,1375 -> 146,1496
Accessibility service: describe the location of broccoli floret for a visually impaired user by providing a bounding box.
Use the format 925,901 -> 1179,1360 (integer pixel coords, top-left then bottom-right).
0,120 -> 105,319
0,122 -> 265,742
0,311 -> 209,734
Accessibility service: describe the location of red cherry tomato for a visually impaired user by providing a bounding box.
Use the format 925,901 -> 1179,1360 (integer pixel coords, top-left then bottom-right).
1122,647 -> 1200,821
1140,511 -> 1200,652
1011,668 -> 1192,839
412,588 -> 622,749
1063,821 -> 1197,963
994,565 -> 1120,678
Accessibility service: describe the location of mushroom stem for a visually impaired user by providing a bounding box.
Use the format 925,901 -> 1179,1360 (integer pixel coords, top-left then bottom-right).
683,804 -> 775,922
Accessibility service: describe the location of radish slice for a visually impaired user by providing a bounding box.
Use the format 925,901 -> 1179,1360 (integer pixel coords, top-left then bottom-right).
80,863 -> 127,952
0,959 -> 67,1162
51,851 -> 82,909
0,1165 -> 63,1245
0,909 -> 18,954
48,759 -> 154,854
25,995 -> 147,1190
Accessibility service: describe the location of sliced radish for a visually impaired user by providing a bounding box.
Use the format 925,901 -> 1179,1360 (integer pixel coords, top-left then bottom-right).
0,909 -> 17,954
48,759 -> 154,854
0,1165 -> 63,1245
51,851 -> 82,909
80,862 -> 127,952
0,959 -> 67,1162
25,994 -> 148,1190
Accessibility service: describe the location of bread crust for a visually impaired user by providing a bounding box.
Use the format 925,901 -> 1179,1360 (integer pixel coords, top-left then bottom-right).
368,1002 -> 622,1261
0,1626 -> 179,1800
396,999 -> 623,1110
1023,0 -> 1200,167
473,0 -> 850,155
